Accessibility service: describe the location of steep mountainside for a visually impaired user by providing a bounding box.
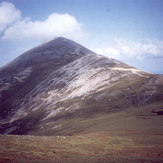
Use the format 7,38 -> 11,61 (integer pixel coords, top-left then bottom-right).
0,37 -> 163,135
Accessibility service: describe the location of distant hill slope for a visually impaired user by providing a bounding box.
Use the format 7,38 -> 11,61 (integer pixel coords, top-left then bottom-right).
0,37 -> 163,135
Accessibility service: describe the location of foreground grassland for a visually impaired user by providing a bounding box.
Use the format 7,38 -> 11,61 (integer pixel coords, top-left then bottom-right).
0,103 -> 163,163
0,131 -> 163,163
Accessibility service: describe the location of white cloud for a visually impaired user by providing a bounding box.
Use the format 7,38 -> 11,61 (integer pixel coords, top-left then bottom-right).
0,1 -> 21,32
95,48 -> 120,58
0,2 -> 87,41
94,39 -> 163,60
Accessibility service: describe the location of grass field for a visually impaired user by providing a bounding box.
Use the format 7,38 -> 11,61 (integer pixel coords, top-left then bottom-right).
0,131 -> 163,163
0,101 -> 163,163
1,102 -> 163,162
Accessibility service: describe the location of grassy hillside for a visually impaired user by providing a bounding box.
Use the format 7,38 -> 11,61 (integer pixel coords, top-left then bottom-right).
0,101 -> 163,162
1,73 -> 163,136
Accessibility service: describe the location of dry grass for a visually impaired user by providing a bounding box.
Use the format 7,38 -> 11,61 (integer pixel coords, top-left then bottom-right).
0,130 -> 163,163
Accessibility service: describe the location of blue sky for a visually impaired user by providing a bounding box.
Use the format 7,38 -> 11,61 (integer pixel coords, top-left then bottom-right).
0,0 -> 163,73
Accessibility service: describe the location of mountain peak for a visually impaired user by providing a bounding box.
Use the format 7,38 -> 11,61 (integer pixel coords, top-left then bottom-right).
46,36 -> 72,44
53,36 -> 68,40
1,37 -> 94,72
0,37 -> 162,138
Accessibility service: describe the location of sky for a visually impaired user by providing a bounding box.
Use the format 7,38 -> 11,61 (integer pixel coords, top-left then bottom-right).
0,0 -> 163,74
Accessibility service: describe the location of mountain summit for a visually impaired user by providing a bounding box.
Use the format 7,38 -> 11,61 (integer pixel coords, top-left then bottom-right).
0,37 -> 163,135
1,37 -> 94,72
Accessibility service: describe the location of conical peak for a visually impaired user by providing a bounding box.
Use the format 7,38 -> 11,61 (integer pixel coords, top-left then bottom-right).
48,36 -> 68,43
1,37 -> 95,71
45,36 -> 75,46
53,36 -> 67,41
45,36 -> 82,48
40,36 -> 95,56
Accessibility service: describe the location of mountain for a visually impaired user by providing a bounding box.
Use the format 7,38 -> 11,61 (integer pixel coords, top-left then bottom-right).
0,37 -> 163,136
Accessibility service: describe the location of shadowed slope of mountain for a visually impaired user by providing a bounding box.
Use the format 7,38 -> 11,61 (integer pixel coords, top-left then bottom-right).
0,37 -> 93,72
0,37 -> 163,135
0,37 -> 94,119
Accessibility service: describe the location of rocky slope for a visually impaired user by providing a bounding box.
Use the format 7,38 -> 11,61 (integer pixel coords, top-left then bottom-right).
0,37 -> 163,135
